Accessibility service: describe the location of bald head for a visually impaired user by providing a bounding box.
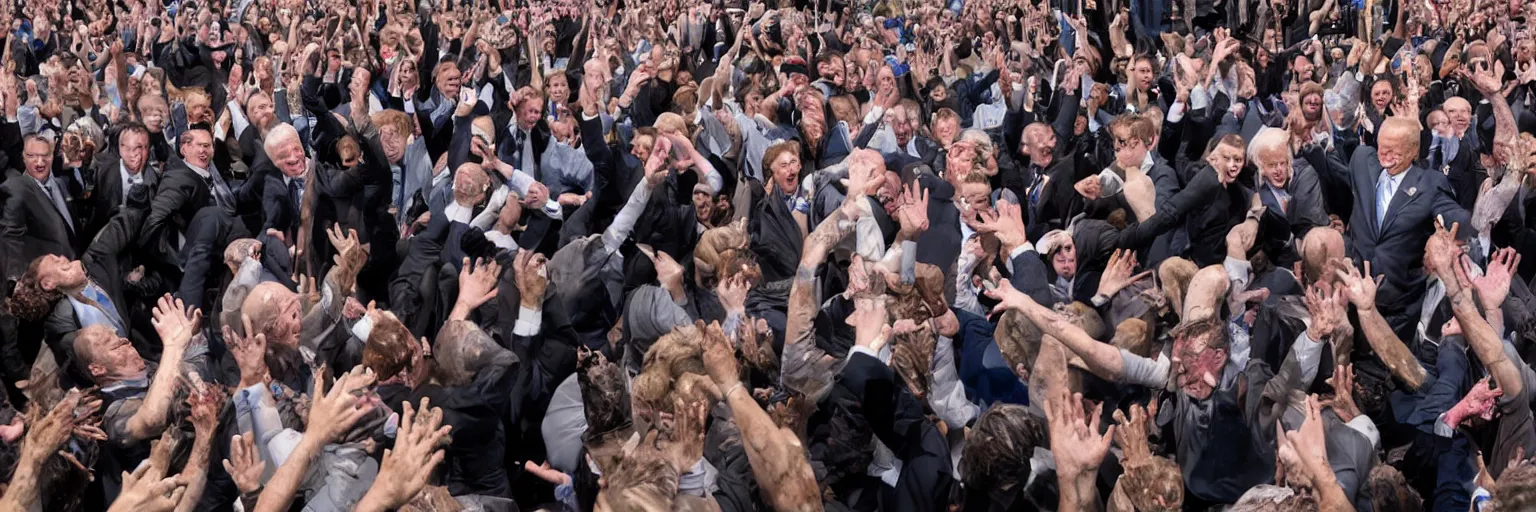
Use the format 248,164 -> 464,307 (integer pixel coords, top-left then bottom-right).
1301,228 -> 1346,285
243,281 -> 301,346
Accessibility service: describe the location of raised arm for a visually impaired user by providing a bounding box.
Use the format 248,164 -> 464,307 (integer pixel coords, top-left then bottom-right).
123,297 -> 201,443
1336,260 -> 1427,389
1430,225 -> 1522,399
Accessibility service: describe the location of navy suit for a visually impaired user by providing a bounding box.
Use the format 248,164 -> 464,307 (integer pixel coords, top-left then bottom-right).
1345,145 -> 1472,340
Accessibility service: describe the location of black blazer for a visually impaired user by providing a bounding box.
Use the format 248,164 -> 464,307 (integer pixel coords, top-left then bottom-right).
1346,145 -> 1473,314
139,159 -> 214,265
1,170 -> 80,279
88,152 -> 161,240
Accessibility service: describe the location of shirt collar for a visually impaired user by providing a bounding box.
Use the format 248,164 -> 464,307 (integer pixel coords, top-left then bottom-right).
186,161 -> 211,179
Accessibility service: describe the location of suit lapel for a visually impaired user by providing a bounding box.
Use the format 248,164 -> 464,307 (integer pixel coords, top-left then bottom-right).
1380,166 -> 1425,237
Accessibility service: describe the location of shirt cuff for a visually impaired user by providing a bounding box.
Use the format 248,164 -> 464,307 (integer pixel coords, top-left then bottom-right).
862,106 -> 885,126
1345,414 -> 1381,448
1224,256 -> 1252,283
350,315 -> 375,342
1008,243 -> 1037,261
513,306 -> 543,336
849,345 -> 881,361
1434,412 -> 1456,437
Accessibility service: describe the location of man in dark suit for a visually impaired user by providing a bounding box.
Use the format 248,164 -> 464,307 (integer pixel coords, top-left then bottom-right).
1429,97 -> 1486,211
139,125 -> 235,266
1,136 -> 82,279
497,87 -> 553,178
88,123 -> 160,241
1347,117 -> 1473,341
258,123 -> 309,242
1251,129 -> 1329,242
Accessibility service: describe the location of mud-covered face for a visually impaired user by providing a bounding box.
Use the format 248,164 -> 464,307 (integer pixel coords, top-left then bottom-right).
1171,329 -> 1226,400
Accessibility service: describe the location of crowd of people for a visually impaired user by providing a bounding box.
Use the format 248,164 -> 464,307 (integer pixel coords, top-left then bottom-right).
5,0 -> 1536,509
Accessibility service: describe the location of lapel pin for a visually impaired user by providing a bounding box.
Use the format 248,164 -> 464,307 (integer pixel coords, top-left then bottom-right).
1407,187 -> 1417,197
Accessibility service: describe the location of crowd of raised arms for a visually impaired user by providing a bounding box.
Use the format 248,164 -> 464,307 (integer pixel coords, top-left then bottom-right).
9,0 -> 1536,509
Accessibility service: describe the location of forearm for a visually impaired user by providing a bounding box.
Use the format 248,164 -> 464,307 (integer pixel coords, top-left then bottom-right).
126,345 -> 186,441
0,456 -> 44,509
1356,307 -> 1426,389
600,178 -> 655,254
785,208 -> 852,348
1449,287 -> 1523,396
251,435 -> 326,512
1313,471 -> 1355,512
1015,301 -> 1124,380
173,431 -> 213,512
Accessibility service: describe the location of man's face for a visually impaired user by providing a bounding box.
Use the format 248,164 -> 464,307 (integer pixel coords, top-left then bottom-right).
380,123 -> 408,163
1371,82 -> 1393,110
1258,149 -> 1291,188
1302,93 -> 1323,122
1051,240 -> 1077,278
82,326 -> 147,382
248,94 -> 277,131
771,151 -> 800,193
182,130 -> 214,168
120,130 -> 149,174
819,56 -> 845,86
1131,59 -> 1155,91
1377,124 -> 1417,173
436,65 -> 462,98
516,98 -> 543,131
23,139 -> 51,180
39,254 -> 87,290
1111,127 -> 1149,171
1444,99 -> 1472,135
1291,54 -> 1313,80
693,190 -> 714,224
889,108 -> 912,145
1027,128 -> 1057,164
275,138 -> 307,178
185,95 -> 212,125
1207,143 -> 1245,184
398,61 -> 418,86
1172,330 -> 1225,400
960,182 -> 990,215
933,117 -> 959,146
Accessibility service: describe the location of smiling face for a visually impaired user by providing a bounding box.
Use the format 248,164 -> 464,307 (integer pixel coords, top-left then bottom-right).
23,138 -> 51,180
1206,141 -> 1245,184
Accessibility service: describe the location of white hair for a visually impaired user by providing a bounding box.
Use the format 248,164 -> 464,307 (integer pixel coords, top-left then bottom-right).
262,123 -> 301,157
1247,127 -> 1291,163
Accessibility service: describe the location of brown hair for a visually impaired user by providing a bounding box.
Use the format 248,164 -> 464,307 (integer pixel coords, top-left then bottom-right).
371,109 -> 413,137
362,315 -> 415,379
7,258 -> 61,322
1109,113 -> 1157,145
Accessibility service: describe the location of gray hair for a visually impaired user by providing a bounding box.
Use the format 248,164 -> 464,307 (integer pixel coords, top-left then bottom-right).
1247,127 -> 1291,163
960,129 -> 994,154
262,123 -> 301,157
433,320 -> 517,388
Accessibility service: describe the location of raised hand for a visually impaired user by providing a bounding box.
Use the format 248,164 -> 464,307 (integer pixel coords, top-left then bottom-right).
971,202 -> 1027,252
186,373 -> 225,436
715,274 -> 750,316
326,223 -> 361,258
455,257 -> 502,311
1334,259 -> 1383,311
1045,390 -> 1114,481
513,249 -> 548,310
1097,249 -> 1152,298
107,457 -> 187,512
151,295 -> 202,351
1322,364 -> 1362,423
362,397 -> 450,509
223,314 -> 269,388
1425,220 -> 1463,283
1112,401 -> 1157,463
1471,247 -> 1521,309
896,182 -> 931,238
306,366 -> 377,443
1303,282 -> 1346,341
222,433 -> 266,494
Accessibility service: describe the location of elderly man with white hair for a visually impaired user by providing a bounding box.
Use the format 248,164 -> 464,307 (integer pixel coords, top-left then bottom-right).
1249,127 -> 1329,243
259,123 -> 310,241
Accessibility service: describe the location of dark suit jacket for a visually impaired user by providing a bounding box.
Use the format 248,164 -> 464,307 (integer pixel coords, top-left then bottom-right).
43,204 -> 147,387
1424,131 -> 1484,211
837,352 -> 953,512
1257,159 -> 1329,241
139,159 -> 214,265
1346,145 -> 1473,315
1,171 -> 80,279
88,152 -> 160,241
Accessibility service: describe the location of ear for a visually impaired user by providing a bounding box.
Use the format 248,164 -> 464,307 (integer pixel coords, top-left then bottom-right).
89,363 -> 108,378
39,275 -> 56,291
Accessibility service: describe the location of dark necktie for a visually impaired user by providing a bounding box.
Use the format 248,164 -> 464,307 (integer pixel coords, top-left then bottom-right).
290,177 -> 305,209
